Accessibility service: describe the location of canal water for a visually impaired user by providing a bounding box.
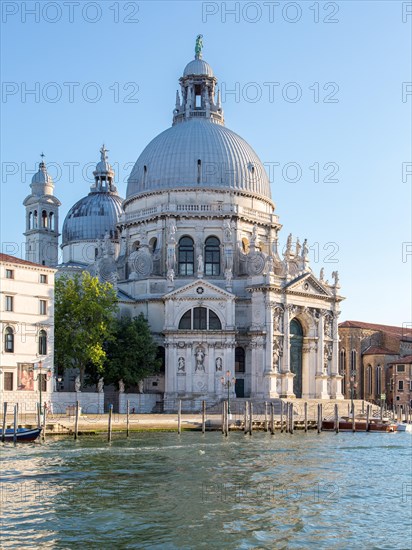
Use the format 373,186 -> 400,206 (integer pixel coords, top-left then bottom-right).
1,431 -> 411,549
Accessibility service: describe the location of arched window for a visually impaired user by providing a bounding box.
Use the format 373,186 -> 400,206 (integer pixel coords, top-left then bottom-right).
156,346 -> 165,374
4,327 -> 14,353
367,365 -> 372,395
376,365 -> 382,396
178,307 -> 222,330
351,349 -> 357,374
235,347 -> 245,373
178,237 -> 194,276
33,210 -> 38,228
28,212 -> 32,230
149,237 -> 158,254
339,349 -> 346,374
38,330 -> 47,355
204,236 -> 220,275
49,212 -> 54,231
42,210 -> 48,228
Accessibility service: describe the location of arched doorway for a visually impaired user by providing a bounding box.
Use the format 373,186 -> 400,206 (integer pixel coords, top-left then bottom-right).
290,319 -> 303,398
234,347 -> 245,397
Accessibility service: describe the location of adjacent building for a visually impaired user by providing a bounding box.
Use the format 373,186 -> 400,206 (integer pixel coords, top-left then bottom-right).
0,253 -> 56,413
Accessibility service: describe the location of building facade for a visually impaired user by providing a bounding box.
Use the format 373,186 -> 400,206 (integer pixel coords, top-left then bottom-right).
0,253 -> 56,413
338,320 -> 412,404
24,39 -> 346,405
387,357 -> 412,408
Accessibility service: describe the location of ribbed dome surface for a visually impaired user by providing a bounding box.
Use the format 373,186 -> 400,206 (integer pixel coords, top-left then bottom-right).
126,119 -> 271,200
183,58 -> 213,77
62,192 -> 123,245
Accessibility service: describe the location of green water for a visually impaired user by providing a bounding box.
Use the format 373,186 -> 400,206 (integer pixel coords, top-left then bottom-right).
1,431 -> 411,549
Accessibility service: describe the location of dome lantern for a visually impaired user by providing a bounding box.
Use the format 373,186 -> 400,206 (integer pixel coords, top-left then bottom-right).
173,36 -> 224,126
92,144 -> 117,193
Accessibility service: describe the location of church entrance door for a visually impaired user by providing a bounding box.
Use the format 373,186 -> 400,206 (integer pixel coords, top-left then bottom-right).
290,319 -> 303,398
235,378 -> 244,398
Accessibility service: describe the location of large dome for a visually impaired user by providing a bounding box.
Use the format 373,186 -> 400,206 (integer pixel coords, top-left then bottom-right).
126,119 -> 271,200
62,192 -> 123,245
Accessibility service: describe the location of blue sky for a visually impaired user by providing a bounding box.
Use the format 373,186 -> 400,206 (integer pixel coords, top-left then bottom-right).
1,1 -> 411,326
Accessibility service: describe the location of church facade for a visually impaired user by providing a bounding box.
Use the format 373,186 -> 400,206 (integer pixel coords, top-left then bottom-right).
24,39 -> 344,405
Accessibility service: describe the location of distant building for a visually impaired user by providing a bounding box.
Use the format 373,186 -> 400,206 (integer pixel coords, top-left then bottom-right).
387,356 -> 412,408
338,321 -> 412,404
0,253 -> 56,413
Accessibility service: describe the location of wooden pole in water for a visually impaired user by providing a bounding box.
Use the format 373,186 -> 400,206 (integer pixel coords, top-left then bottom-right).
290,403 -> 294,434
178,400 -> 181,435
1,402 -> 7,443
202,400 -> 206,434
42,402 -> 46,440
264,401 -> 268,432
221,400 -> 225,435
317,404 -> 321,434
304,402 -> 308,433
74,400 -> 79,440
352,403 -> 356,432
334,403 -> 339,434
249,402 -> 253,436
280,401 -> 284,433
13,404 -> 18,445
270,402 -> 274,435
37,402 -> 41,428
108,404 -> 113,442
366,404 -> 370,432
126,399 -> 130,438
225,400 -> 229,437
244,401 -> 248,435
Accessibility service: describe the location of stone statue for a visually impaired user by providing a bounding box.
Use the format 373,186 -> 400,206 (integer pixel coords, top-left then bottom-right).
295,238 -> 301,256
119,379 -> 125,393
75,376 -> 81,392
223,218 -> 232,240
167,268 -> 175,283
178,357 -> 185,372
286,233 -> 292,254
302,239 -> 309,259
195,34 -> 203,58
332,270 -> 340,287
168,219 -> 177,243
195,347 -> 205,372
319,267 -> 325,282
197,253 -> 204,274
138,380 -> 144,394
97,377 -> 104,393
215,357 -> 223,371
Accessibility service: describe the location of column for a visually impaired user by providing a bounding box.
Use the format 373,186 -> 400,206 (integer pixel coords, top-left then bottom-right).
329,312 -> 343,399
315,310 -> 329,399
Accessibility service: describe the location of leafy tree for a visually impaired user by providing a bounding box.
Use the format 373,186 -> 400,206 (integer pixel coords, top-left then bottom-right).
105,314 -> 161,389
54,272 -> 118,384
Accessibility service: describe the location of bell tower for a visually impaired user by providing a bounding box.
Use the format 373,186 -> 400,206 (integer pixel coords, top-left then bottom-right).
23,154 -> 61,266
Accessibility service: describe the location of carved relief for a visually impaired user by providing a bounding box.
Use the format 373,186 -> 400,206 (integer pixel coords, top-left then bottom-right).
177,357 -> 185,372
215,357 -> 223,371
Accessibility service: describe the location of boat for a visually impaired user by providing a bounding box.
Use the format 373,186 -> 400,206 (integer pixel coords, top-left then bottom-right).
0,427 -> 42,442
395,423 -> 412,433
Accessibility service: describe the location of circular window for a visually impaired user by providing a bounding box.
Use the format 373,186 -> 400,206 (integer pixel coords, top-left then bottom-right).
196,287 -> 204,294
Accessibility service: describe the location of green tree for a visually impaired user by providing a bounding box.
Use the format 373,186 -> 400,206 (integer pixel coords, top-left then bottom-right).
54,272 -> 118,385
105,314 -> 161,389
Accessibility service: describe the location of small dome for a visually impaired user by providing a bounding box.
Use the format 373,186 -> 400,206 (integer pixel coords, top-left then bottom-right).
62,192 -> 123,245
183,58 -> 214,77
32,162 -> 53,186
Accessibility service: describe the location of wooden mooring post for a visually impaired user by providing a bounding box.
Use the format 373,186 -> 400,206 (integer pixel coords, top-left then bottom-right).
249,402 -> 253,436
2,402 -> 7,443
225,401 -> 229,437
334,404 -> 339,434
177,400 -> 182,435
264,402 -> 268,432
37,402 -> 41,428
108,404 -> 113,442
202,400 -> 206,434
221,400 -> 226,435
42,402 -> 47,440
290,403 -> 294,434
270,402 -> 275,435
244,401 -> 248,435
352,405 -> 356,432
317,403 -> 322,434
304,402 -> 308,433
366,405 -> 370,432
13,404 -> 18,445
126,399 -> 130,437
74,400 -> 79,440
280,401 -> 284,433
